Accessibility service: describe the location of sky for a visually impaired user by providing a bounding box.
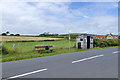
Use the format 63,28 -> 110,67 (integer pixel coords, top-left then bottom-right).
1,2 -> 118,35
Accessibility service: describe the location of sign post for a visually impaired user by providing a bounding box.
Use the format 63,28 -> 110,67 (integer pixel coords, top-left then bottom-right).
69,30 -> 71,50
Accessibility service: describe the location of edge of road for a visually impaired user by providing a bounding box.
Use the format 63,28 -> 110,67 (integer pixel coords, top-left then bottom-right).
2,46 -> 119,63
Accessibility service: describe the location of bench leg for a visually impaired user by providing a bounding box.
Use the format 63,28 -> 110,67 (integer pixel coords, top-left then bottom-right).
50,50 -> 53,53
38,51 -> 42,54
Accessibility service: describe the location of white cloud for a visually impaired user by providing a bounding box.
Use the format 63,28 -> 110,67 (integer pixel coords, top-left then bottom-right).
1,2 -> 118,35
83,16 -> 89,18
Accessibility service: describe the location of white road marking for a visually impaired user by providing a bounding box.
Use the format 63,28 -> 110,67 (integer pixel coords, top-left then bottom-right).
113,51 -> 120,54
72,54 -> 104,64
7,68 -> 47,79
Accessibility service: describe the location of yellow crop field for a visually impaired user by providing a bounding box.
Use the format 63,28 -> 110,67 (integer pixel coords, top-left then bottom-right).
1,36 -> 63,42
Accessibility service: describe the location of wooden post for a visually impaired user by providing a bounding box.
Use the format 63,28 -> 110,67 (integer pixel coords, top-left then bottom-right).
61,42 -> 62,49
13,44 -> 15,52
42,43 -> 44,46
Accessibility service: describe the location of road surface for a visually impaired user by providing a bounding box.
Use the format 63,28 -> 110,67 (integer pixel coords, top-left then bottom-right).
2,47 -> 119,79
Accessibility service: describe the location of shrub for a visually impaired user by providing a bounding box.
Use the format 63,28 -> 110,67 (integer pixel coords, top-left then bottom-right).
93,39 -> 118,48
2,45 -> 9,55
2,44 -> 16,55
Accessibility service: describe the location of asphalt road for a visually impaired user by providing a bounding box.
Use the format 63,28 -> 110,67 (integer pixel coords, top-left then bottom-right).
2,47 -> 119,79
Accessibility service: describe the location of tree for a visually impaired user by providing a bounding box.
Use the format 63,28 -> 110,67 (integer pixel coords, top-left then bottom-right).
15,34 -> 20,36
10,34 -> 14,36
6,31 -> 10,35
1,33 -> 7,36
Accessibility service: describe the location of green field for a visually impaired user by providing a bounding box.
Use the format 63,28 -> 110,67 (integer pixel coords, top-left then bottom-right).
1,39 -> 76,62
2,39 -> 76,54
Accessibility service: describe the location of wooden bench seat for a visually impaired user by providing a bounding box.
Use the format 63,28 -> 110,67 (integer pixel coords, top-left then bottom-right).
35,46 -> 53,54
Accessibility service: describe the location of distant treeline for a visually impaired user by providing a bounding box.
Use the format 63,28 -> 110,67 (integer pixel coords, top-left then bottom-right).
1,31 -> 20,36
39,32 -> 59,37
39,32 -> 81,40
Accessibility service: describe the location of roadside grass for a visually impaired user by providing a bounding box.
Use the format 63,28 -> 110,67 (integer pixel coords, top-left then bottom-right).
1,46 -> 118,62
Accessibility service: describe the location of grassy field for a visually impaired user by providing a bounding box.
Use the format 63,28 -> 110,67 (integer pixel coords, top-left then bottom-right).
2,39 -> 76,54
1,36 -> 63,42
1,39 -> 76,62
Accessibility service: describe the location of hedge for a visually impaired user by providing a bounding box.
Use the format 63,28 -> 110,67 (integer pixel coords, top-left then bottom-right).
93,39 -> 119,47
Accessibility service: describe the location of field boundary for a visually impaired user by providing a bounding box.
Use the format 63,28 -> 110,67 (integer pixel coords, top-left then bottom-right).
1,36 -> 64,42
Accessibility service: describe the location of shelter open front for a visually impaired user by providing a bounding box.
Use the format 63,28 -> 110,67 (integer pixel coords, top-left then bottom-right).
87,36 -> 90,49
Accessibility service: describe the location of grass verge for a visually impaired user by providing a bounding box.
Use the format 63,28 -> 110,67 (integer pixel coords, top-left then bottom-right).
1,46 -> 118,62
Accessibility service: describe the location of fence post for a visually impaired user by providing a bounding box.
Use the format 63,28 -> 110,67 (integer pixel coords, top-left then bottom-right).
13,44 -> 15,52
42,43 -> 44,46
61,42 -> 62,49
